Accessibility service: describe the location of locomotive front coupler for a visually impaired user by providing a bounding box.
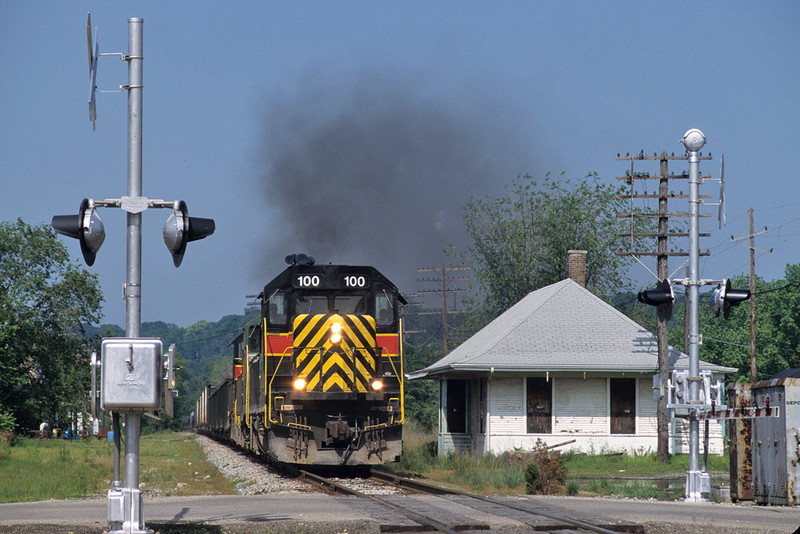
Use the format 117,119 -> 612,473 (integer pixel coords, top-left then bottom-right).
325,413 -> 352,443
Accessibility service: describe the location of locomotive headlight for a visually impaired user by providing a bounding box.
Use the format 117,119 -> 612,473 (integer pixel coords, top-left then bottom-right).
330,322 -> 342,344
293,378 -> 307,390
371,379 -> 383,391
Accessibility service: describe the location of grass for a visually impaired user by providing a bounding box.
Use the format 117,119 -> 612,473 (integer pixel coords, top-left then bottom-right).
389,425 -> 729,500
1,425 -> 729,503
0,432 -> 236,503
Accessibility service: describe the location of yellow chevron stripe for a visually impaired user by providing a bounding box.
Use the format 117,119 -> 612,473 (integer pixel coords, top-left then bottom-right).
297,350 -> 319,376
350,316 -> 376,343
323,372 -> 349,391
355,358 -> 371,379
307,371 -> 320,390
291,313 -> 383,392
293,315 -> 327,355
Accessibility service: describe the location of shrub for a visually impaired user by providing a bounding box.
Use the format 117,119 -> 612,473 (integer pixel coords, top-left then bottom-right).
522,439 -> 567,495
524,462 -> 544,494
0,410 -> 16,433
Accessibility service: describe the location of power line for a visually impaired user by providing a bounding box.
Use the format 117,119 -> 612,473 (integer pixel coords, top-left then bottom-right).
177,329 -> 241,346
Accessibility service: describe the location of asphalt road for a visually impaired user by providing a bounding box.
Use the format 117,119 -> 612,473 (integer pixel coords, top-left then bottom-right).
2,493 -> 800,533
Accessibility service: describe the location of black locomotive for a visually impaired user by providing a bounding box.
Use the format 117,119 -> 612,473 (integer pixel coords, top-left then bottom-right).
196,255 -> 406,466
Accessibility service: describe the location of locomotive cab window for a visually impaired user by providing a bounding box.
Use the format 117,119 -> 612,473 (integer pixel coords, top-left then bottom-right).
375,291 -> 394,326
267,292 -> 288,326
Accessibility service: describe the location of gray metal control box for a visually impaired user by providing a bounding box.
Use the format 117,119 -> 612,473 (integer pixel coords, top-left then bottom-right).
101,338 -> 162,411
752,374 -> 800,505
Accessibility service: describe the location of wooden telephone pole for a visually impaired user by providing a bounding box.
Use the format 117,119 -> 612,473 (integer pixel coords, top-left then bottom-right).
416,266 -> 470,355
731,208 -> 771,382
616,151 -> 713,461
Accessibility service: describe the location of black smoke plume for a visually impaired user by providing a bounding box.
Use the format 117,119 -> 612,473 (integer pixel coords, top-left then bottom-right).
258,69 -> 537,295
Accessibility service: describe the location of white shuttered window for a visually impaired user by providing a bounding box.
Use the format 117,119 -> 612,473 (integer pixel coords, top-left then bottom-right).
488,377 -> 525,434
554,378 -> 607,434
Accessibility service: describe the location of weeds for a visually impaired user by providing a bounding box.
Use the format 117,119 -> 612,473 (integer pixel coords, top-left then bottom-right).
391,428 -> 727,500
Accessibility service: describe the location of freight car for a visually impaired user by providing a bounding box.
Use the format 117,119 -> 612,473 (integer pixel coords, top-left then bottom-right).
196,255 -> 406,466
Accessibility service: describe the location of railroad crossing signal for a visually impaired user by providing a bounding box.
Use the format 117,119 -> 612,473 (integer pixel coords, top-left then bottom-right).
53,198 -> 215,268
162,200 -> 216,267
637,278 -> 675,320
51,198 -> 106,266
709,278 -> 751,319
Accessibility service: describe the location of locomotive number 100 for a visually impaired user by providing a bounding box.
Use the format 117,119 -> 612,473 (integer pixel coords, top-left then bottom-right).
296,275 -> 321,287
295,274 -> 370,288
342,275 -> 369,288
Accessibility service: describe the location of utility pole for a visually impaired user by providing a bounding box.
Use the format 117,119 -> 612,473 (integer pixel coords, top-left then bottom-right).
616,151 -> 711,462
731,208 -> 772,383
416,266 -> 470,354
750,210 -> 756,382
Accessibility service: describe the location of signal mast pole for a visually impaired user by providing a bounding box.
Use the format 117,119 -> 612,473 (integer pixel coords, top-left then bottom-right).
53,16 -> 213,533
684,128 -> 705,502
121,19 -> 146,534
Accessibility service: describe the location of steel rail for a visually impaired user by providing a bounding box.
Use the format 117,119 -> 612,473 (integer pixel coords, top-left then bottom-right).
297,469 -> 462,534
372,470 -> 623,534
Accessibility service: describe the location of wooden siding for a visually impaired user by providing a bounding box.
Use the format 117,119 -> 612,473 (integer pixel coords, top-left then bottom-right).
553,378 -> 607,434
439,432 -> 472,455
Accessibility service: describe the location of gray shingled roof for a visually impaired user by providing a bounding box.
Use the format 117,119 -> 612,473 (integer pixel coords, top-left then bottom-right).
409,279 -> 736,378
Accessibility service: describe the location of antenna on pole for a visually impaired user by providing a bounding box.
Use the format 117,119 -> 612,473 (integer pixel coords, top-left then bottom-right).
718,154 -> 726,229
87,13 -> 99,130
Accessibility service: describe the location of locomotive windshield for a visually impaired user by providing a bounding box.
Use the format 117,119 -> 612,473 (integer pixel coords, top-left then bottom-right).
296,294 -> 328,315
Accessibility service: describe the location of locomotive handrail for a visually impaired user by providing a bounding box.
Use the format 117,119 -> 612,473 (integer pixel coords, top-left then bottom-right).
363,422 -> 387,431
245,345 -> 251,429
398,318 -> 405,424
267,346 -> 293,424
388,397 -> 400,424
273,396 -> 285,424
288,422 -> 312,431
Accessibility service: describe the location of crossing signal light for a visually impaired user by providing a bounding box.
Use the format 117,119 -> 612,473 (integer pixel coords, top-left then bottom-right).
51,198 -> 106,266
709,279 -> 750,319
637,279 -> 675,321
162,200 -> 215,267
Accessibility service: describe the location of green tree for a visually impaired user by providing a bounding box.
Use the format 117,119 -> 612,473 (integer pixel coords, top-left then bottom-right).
462,172 -> 649,317
0,219 -> 103,431
697,266 -> 800,383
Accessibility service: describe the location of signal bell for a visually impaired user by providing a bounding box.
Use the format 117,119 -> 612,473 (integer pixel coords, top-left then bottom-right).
709,279 -> 750,319
162,200 -> 215,267
51,198 -> 106,266
637,279 -> 675,321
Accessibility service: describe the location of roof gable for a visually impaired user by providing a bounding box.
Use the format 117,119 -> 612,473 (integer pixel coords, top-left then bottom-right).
410,279 -> 734,377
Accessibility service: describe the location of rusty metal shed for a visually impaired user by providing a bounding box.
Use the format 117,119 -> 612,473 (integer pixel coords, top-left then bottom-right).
752,371 -> 800,505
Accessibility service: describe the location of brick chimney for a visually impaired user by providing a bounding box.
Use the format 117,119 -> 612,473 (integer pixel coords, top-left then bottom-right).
567,250 -> 587,287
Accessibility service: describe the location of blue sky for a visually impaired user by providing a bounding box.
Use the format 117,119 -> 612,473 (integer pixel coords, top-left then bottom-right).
2,2 -> 799,328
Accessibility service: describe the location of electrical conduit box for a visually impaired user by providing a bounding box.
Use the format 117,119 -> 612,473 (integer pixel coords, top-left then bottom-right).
101,338 -> 162,411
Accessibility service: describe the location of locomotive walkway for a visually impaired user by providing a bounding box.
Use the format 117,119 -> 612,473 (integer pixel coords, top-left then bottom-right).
1,493 -> 800,533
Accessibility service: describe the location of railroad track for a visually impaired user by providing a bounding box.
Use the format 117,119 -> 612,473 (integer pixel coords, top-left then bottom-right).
294,468 -> 642,533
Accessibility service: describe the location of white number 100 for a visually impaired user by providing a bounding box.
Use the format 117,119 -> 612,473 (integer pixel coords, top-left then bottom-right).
343,275 -> 366,287
298,275 -> 320,287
